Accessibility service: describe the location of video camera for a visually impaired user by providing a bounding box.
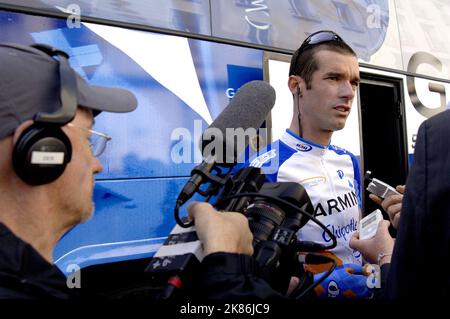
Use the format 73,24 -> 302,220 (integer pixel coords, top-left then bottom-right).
145,164 -> 337,300
141,81 -> 338,300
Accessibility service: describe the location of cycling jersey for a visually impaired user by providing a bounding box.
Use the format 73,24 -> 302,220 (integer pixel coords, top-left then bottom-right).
244,129 -> 362,268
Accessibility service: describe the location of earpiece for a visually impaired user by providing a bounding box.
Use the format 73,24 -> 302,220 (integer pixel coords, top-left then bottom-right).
8,43 -> 77,185
296,85 -> 303,137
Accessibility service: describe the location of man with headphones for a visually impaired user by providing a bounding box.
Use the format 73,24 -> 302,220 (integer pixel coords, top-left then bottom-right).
0,43 -> 261,299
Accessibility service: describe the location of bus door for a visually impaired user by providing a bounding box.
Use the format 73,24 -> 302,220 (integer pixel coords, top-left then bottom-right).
358,73 -> 408,219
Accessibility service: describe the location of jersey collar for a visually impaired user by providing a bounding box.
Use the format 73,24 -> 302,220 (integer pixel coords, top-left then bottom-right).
282,129 -> 329,156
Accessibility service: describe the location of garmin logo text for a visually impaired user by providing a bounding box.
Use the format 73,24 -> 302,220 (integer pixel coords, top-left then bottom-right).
314,191 -> 358,217
407,52 -> 447,118
244,0 -> 271,30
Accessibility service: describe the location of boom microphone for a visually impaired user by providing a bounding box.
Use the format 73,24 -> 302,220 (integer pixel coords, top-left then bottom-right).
201,80 -> 276,164
176,80 -> 276,222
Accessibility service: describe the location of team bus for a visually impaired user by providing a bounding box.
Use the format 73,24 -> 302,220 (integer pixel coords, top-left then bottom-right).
0,0 -> 448,294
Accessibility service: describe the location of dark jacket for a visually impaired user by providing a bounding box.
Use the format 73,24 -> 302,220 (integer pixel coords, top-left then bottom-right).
387,110 -> 450,298
0,222 -> 283,300
198,252 -> 284,300
0,223 -> 76,299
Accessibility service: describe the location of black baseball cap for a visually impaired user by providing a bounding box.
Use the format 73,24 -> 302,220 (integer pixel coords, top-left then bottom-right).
0,43 -> 137,139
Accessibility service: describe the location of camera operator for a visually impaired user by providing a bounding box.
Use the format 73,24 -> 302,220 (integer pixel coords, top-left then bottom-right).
0,43 -> 281,300
0,42 -> 137,299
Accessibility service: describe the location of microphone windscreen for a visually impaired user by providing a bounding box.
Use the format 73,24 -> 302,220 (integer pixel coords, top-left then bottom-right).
201,80 -> 276,164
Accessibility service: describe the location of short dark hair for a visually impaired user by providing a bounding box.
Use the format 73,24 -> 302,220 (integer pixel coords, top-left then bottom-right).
289,37 -> 356,89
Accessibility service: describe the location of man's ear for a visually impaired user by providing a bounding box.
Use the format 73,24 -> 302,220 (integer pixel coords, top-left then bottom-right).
288,75 -> 304,95
12,120 -> 34,146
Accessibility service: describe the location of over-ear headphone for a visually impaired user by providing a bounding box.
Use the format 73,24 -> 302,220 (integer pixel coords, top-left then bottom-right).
10,43 -> 78,185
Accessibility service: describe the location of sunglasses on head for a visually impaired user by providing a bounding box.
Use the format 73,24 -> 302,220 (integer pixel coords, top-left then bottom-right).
298,30 -> 344,53
290,30 -> 344,76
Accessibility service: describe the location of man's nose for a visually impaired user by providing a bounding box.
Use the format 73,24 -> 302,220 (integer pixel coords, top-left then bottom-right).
93,156 -> 103,174
340,81 -> 356,99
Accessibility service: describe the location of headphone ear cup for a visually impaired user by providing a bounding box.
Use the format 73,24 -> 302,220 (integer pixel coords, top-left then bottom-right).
12,124 -> 72,185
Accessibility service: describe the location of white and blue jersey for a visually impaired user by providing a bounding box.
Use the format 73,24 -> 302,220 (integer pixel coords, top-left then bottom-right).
242,129 -> 362,267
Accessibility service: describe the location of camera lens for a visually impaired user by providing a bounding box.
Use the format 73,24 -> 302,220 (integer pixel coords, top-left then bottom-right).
246,201 -> 285,244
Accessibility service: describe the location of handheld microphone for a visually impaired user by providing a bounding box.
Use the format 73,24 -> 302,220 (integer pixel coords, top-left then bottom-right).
176,80 -> 276,212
